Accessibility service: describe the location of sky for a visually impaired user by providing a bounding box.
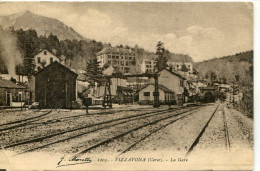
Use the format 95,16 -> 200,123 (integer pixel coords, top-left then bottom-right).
0,2 -> 253,62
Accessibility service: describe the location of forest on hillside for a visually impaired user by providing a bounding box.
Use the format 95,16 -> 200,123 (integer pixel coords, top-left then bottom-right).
0,27 -> 104,74
195,50 -> 253,118
195,50 -> 253,86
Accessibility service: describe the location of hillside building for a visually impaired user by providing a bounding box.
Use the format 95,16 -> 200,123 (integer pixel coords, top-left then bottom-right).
140,58 -> 156,73
167,54 -> 193,73
97,46 -> 137,73
34,49 -> 61,71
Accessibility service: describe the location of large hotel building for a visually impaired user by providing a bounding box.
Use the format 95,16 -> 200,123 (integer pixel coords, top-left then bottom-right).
97,46 -> 137,73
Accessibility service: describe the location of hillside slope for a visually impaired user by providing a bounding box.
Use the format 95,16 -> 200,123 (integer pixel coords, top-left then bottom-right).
194,50 -> 253,85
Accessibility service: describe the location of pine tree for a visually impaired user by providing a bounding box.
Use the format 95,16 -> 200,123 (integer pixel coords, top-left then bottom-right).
155,41 -> 169,71
85,59 -> 104,86
23,42 -> 36,76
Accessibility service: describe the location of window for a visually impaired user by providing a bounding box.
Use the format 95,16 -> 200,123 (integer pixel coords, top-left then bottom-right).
121,56 -> 124,60
116,56 -> 119,59
108,60 -> 111,64
133,57 -> 135,60
121,61 -> 124,65
18,92 -> 22,102
37,57 -> 41,63
125,56 -> 128,60
108,55 -> 111,59
125,67 -> 129,73
144,92 -> 150,96
180,80 -> 183,87
112,56 -> 115,59
129,57 -> 132,60
50,57 -> 53,63
44,51 -> 47,55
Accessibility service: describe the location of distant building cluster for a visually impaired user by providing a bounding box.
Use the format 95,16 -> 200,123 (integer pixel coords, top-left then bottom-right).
97,46 -> 193,74
0,46 -> 198,109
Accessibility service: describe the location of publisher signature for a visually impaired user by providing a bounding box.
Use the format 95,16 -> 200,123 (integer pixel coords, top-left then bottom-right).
57,156 -> 92,168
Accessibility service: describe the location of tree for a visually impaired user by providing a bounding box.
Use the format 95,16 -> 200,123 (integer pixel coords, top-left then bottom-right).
210,71 -> 217,82
155,41 -> 169,71
85,59 -> 104,86
192,68 -> 199,75
10,77 -> 17,83
168,64 -> 174,71
23,42 -> 36,76
181,64 -> 189,72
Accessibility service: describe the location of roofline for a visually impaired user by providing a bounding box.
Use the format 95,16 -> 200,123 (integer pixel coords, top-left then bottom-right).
156,68 -> 186,80
34,61 -> 78,77
138,83 -> 173,93
34,49 -> 61,60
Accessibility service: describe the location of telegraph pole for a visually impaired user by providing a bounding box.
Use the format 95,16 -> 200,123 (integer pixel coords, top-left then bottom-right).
153,75 -> 160,108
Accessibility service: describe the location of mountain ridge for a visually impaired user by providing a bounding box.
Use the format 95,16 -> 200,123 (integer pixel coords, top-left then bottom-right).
0,10 -> 90,41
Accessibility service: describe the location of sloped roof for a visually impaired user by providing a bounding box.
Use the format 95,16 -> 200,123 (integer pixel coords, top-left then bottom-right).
138,83 -> 174,93
34,61 -> 78,77
157,68 -> 186,80
97,47 -> 136,56
0,79 -> 25,89
34,49 -> 61,60
168,53 -> 193,63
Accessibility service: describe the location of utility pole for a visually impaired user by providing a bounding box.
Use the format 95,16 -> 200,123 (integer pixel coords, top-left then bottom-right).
153,75 -> 160,108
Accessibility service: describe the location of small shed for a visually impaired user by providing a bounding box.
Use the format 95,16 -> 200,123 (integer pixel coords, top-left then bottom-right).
138,83 -> 175,105
35,62 -> 78,108
0,78 -> 25,107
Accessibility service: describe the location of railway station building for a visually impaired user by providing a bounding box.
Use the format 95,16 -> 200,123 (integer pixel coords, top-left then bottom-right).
155,69 -> 186,105
138,83 -> 175,105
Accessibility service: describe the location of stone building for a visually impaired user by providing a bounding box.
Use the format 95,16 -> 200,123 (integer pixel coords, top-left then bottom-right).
34,49 -> 61,71
97,46 -> 137,73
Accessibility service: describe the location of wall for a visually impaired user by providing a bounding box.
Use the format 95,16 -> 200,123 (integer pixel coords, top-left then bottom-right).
34,50 -> 60,71
139,84 -> 165,102
0,87 -> 25,106
35,63 -> 77,108
156,70 -> 184,100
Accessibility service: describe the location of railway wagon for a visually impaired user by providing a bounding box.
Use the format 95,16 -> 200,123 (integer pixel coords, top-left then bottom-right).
35,62 -> 78,109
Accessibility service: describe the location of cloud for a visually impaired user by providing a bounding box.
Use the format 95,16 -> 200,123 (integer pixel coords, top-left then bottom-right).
187,25 -> 203,35
0,4 -> 252,62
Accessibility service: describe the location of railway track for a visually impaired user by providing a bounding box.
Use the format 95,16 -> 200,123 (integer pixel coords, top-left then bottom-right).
0,109 -> 53,132
72,106 -> 204,158
223,107 -> 231,151
185,104 -> 231,157
0,107 -> 167,132
11,105 -> 203,155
